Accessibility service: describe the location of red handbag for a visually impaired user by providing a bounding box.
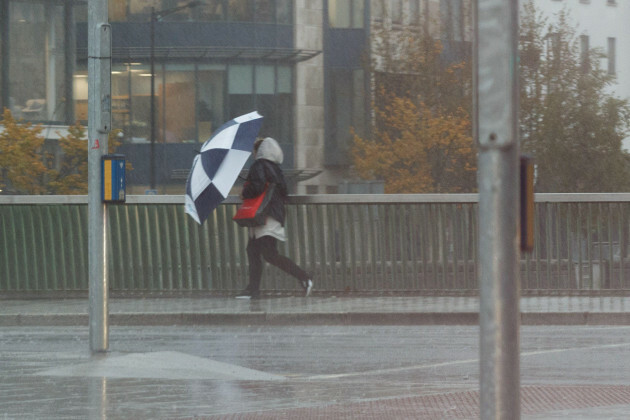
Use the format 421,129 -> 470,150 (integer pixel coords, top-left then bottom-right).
232,183 -> 276,227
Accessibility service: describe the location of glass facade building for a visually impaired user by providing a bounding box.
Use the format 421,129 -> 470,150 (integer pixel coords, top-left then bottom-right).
0,0 -> 320,193
0,0 -> 469,193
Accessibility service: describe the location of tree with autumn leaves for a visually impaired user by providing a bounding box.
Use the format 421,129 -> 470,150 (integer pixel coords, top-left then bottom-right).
353,87 -> 475,193
519,1 -> 630,192
47,121 -> 91,194
351,17 -> 476,193
353,2 -> 630,194
0,109 -> 49,194
0,108 -> 126,194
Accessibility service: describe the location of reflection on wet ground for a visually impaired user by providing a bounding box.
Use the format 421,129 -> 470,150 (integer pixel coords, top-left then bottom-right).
3,325 -> 630,418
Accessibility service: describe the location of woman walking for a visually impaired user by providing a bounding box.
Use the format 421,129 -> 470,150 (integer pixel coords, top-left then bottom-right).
236,137 -> 313,299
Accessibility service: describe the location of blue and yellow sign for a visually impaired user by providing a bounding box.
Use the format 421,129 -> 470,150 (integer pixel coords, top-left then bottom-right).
101,154 -> 126,203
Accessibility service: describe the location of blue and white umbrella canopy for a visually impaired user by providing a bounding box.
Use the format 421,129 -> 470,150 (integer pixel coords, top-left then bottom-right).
185,111 -> 263,224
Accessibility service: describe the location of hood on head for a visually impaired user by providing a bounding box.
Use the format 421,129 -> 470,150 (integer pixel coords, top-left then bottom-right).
256,137 -> 284,165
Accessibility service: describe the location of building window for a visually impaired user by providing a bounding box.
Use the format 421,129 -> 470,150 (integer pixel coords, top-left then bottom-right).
326,69 -> 365,165
371,0 -> 383,22
197,65 -> 226,142
78,62 -> 223,145
607,0 -> 617,6
109,0 -> 128,21
608,37 -> 616,75
328,0 -> 364,29
76,61 -> 292,148
90,62 -> 162,144
441,0 -> 463,42
73,70 -> 88,124
328,70 -> 353,164
352,1 -> 365,30
74,60 -> 293,168
8,1 -> 67,123
409,0 -> 421,26
228,64 -> 293,160
547,32 -> 561,61
276,0 -> 291,23
391,0 -> 403,25
253,0 -> 274,22
161,65 -> 197,143
262,65 -> 293,148
228,0 -> 254,21
200,0 -> 227,21
228,64 -> 254,120
579,34 -> 589,72
352,69 -> 365,138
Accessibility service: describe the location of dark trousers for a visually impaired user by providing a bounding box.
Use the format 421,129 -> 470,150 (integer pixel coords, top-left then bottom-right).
246,235 -> 309,292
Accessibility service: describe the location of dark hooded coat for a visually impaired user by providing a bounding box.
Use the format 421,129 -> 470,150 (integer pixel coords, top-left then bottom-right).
241,137 -> 288,225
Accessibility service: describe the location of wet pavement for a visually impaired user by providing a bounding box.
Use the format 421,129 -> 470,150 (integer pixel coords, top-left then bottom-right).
2,295 -> 630,418
3,294 -> 630,326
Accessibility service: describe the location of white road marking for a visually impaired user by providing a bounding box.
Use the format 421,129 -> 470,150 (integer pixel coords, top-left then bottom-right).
307,340 -> 630,380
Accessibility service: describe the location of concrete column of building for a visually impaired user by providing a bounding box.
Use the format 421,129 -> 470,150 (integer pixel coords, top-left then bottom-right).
293,1 -> 325,194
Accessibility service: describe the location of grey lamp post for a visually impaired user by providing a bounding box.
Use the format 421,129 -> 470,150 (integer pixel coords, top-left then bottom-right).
149,0 -> 202,190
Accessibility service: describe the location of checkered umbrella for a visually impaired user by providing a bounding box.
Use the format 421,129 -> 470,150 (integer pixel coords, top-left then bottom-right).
185,111 -> 263,224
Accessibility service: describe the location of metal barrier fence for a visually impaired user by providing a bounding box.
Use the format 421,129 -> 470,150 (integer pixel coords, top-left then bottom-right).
1,194 -> 630,293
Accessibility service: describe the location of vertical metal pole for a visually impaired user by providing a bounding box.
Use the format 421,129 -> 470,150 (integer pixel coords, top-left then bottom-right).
474,1 -> 520,419
150,9 -> 156,190
88,0 -> 110,353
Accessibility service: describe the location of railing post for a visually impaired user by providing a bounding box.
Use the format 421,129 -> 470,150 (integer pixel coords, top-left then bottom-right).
474,0 -> 521,419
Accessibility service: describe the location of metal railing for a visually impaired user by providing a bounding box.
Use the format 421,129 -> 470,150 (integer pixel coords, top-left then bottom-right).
1,194 -> 629,293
